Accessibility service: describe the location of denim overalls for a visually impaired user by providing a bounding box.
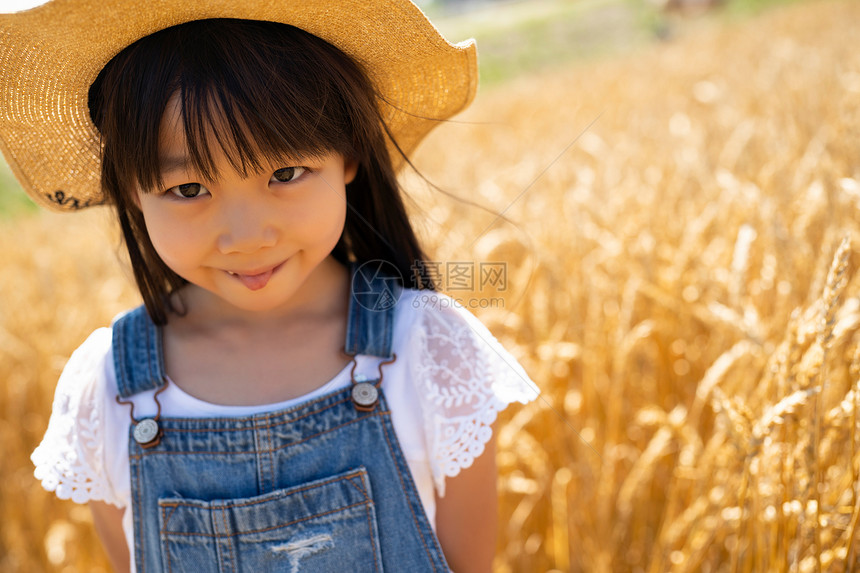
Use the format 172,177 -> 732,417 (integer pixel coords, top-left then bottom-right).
112,268 -> 450,572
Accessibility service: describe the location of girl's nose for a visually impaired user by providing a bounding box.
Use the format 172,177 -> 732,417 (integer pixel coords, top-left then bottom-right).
216,201 -> 278,254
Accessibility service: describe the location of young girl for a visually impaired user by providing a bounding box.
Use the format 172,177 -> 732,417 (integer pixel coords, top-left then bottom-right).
1,1 -> 538,571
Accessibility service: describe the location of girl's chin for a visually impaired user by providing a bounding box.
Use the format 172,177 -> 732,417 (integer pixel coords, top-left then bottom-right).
168,282 -> 293,319
172,256 -> 346,318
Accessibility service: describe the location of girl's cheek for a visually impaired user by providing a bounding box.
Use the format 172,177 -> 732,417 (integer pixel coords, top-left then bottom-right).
140,205 -> 203,260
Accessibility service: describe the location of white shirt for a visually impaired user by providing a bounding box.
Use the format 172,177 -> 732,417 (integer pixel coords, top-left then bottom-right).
31,289 -> 539,570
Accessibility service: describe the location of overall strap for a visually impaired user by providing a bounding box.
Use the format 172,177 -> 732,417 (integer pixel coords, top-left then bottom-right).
344,263 -> 400,359
112,306 -> 166,398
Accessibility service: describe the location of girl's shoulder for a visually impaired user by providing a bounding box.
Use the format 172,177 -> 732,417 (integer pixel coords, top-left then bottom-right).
395,287 -> 538,403
43,327 -> 114,405
31,327 -> 121,505
391,288 -> 539,496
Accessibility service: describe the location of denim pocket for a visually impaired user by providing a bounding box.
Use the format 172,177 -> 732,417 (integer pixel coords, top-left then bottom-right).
157,467 -> 382,573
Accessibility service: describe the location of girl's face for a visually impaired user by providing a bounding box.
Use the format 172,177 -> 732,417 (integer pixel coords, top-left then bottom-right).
136,96 -> 357,315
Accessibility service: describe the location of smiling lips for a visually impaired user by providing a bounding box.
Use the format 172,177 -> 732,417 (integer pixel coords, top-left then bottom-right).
226,261 -> 286,291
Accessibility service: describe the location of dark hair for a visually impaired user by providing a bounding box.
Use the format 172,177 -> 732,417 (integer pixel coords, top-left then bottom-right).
88,18 -> 435,324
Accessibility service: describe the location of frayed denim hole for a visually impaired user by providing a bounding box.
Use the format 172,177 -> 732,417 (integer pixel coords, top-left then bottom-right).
270,533 -> 334,573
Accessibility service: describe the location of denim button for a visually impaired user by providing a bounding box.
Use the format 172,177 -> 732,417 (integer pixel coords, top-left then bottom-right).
351,382 -> 378,410
134,419 -> 160,445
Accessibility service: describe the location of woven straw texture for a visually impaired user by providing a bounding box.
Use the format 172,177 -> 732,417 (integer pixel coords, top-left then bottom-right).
0,0 -> 477,211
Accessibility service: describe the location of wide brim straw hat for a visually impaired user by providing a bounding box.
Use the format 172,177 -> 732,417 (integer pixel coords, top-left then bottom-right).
0,0 -> 477,211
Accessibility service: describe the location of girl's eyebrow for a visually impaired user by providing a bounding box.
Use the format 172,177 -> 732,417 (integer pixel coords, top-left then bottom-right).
159,155 -> 189,174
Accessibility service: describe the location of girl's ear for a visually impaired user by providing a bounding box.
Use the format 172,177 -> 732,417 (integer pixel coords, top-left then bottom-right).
343,157 -> 359,185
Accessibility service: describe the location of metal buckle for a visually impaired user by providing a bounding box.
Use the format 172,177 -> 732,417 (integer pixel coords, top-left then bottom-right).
347,354 -> 396,412
116,383 -> 167,449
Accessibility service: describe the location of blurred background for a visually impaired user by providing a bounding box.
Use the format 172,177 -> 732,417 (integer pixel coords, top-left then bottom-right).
3,0 -> 860,570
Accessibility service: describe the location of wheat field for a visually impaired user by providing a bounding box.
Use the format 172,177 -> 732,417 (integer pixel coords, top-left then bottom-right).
2,1 -> 859,571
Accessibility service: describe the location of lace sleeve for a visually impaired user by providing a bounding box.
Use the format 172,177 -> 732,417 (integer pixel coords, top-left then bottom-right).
31,328 -> 120,506
409,295 -> 539,497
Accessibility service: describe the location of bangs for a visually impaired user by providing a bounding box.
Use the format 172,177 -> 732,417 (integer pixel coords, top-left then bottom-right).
90,19 -> 361,194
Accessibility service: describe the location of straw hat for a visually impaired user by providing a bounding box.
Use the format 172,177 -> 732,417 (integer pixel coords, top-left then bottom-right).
0,0 -> 477,211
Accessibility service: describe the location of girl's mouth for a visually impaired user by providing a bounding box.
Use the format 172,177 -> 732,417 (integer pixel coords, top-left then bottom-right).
226,260 -> 286,291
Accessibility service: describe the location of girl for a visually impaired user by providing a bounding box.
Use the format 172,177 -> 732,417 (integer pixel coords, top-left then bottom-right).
1,1 -> 538,571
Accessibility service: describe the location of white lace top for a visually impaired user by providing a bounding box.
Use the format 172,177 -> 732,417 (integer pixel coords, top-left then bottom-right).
31,288 -> 538,569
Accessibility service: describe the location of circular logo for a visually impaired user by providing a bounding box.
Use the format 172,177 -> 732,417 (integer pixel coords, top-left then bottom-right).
352,260 -> 403,311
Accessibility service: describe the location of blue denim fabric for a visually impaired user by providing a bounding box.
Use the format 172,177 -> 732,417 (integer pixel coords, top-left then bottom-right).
113,266 -> 450,572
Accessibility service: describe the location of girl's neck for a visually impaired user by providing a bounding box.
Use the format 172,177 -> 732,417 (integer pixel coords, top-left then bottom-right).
159,257 -> 353,406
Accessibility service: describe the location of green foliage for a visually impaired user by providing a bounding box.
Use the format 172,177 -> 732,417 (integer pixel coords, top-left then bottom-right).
432,0 -> 808,85
723,0 -> 807,16
0,159 -> 36,220
435,0 -> 659,85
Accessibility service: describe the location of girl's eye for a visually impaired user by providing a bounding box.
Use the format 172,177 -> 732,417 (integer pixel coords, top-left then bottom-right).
270,166 -> 307,184
167,183 -> 210,199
